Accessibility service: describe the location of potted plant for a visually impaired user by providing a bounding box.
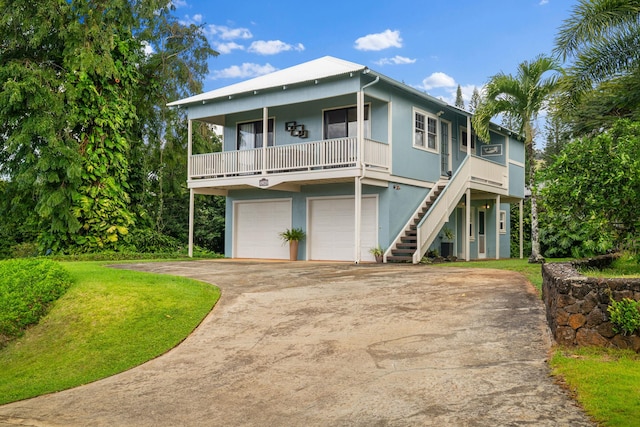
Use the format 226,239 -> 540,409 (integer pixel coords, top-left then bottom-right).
440,226 -> 454,258
279,227 -> 306,261
369,246 -> 384,263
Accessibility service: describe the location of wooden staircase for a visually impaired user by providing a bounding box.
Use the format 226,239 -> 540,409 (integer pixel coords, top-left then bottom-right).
386,180 -> 448,263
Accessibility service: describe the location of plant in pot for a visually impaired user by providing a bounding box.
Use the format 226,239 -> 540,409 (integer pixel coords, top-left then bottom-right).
440,226 -> 454,258
279,227 -> 306,261
369,246 -> 385,263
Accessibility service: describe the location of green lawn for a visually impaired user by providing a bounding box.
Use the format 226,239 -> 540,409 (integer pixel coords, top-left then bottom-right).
0,261 -> 220,405
550,347 -> 640,427
434,257 -> 639,427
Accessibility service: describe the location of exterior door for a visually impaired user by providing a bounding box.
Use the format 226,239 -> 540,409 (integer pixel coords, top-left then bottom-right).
478,209 -> 487,259
440,120 -> 450,176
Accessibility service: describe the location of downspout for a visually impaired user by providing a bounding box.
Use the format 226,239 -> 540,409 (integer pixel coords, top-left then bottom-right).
354,75 -> 380,264
187,119 -> 194,258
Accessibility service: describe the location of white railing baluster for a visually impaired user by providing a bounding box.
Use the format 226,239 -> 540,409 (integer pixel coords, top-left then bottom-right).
189,137 -> 390,179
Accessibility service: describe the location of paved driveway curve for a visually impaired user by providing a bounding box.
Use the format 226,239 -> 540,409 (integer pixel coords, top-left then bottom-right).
0,261 -> 593,426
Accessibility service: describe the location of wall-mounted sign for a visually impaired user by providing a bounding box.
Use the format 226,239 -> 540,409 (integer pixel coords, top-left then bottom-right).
259,178 -> 269,187
481,144 -> 502,157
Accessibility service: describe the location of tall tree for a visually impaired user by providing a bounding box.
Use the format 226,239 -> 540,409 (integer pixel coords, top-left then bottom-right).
555,0 -> 640,96
468,87 -> 481,113
472,55 -> 561,263
455,85 -> 465,109
554,0 -> 640,131
0,0 -> 216,254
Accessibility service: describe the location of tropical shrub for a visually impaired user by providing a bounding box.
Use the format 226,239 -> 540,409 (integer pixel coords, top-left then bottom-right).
0,259 -> 72,346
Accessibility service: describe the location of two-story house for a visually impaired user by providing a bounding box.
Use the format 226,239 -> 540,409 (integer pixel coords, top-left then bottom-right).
168,56 -> 526,263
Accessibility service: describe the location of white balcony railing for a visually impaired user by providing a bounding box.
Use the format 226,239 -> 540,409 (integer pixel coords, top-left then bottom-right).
189,137 -> 389,179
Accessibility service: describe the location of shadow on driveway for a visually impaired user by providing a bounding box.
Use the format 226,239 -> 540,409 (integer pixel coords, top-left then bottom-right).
0,261 -> 594,426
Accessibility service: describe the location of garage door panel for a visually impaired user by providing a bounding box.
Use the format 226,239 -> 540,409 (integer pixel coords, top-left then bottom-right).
309,196 -> 377,262
235,200 -> 291,259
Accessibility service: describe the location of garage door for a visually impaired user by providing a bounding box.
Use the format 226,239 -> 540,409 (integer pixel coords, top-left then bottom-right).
308,196 -> 377,262
234,199 -> 291,259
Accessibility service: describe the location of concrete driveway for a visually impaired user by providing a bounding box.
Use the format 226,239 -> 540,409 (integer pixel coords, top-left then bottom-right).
0,261 -> 593,426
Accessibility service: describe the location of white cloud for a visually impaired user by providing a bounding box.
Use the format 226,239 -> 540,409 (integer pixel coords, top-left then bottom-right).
141,40 -> 155,57
211,63 -> 277,79
539,0 -> 549,4
170,0 -> 187,8
375,55 -> 416,66
191,14 -> 203,24
421,72 -> 456,90
354,29 -> 402,51
248,40 -> 305,55
206,24 -> 253,40
215,42 -> 245,54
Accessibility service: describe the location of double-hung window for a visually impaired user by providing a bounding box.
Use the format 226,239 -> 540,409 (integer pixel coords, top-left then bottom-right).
499,210 -> 507,234
237,119 -> 274,150
414,109 -> 438,152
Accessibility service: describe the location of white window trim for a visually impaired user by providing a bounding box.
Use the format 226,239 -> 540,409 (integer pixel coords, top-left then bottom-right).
413,108 -> 439,153
499,210 -> 507,234
322,103 -> 371,140
459,126 -> 477,152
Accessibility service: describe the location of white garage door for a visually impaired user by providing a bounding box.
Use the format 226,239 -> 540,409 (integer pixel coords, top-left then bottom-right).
234,199 -> 291,259
308,196 -> 377,262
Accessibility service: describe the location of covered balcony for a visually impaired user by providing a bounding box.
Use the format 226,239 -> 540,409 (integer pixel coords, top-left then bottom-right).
188,136 -> 390,193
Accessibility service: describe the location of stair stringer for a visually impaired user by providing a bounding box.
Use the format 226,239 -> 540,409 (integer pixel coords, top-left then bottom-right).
412,156 -> 471,263
383,178 -> 449,263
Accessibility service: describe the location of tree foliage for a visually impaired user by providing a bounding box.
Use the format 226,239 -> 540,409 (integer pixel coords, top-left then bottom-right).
553,0 -> 640,135
472,55 -> 561,262
540,119 -> 640,257
455,85 -> 465,109
0,0 -> 219,255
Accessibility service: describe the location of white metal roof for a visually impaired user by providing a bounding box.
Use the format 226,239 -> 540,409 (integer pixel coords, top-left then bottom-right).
167,56 -> 366,107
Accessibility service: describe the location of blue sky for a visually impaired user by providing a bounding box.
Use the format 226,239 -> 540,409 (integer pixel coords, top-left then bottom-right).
173,0 -> 575,107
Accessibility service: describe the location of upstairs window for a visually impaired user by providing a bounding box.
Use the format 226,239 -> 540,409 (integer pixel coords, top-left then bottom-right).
324,105 -> 370,139
460,128 -> 477,152
237,119 -> 274,150
414,109 -> 438,152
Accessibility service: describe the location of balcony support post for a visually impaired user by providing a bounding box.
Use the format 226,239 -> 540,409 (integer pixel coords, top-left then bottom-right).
262,107 -> 268,175
465,188 -> 471,261
188,188 -> 194,258
187,119 -> 192,179
495,195 -> 500,259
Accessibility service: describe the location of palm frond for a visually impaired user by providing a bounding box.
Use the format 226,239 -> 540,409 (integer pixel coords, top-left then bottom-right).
555,0 -> 640,60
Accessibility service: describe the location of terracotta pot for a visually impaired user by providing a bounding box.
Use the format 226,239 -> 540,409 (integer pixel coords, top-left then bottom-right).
289,240 -> 299,261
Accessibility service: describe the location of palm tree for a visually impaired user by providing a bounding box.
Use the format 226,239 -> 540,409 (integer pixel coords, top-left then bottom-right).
555,0 -> 640,99
472,55 -> 561,263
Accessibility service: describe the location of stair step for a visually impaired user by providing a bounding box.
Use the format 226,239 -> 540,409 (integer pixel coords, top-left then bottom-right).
400,235 -> 417,242
392,248 -> 415,255
396,243 -> 416,250
386,255 -> 413,263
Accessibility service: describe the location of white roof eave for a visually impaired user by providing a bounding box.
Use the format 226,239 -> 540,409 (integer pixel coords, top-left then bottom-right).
167,56 -> 366,108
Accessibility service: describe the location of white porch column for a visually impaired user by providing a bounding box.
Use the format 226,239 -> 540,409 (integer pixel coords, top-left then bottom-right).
466,116 -> 472,157
519,199 -> 524,259
355,178 -> 362,263
354,90 -> 365,264
188,188 -> 194,258
187,119 -> 193,179
187,120 -> 194,258
495,195 -> 501,260
465,188 -> 471,261
262,107 -> 268,174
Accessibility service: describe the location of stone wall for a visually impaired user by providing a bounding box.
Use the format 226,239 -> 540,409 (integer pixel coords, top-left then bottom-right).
542,256 -> 640,352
